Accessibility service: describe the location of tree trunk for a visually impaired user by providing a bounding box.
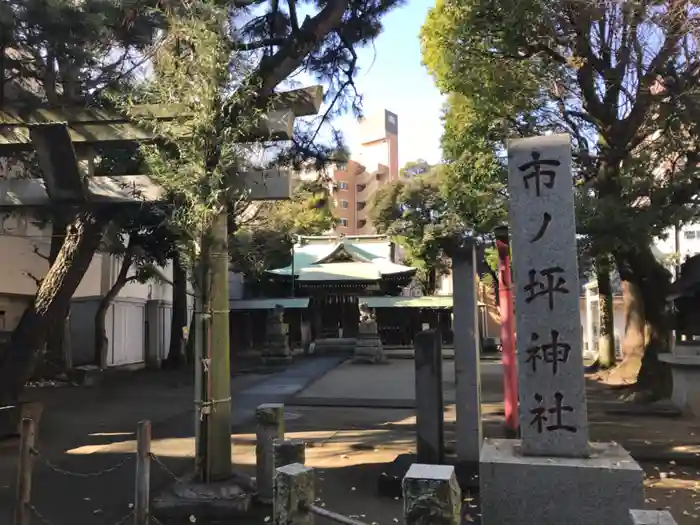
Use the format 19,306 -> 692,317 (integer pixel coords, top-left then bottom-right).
608,246 -> 673,400
94,249 -> 134,369
596,255 -> 617,369
0,210 -> 105,403
163,256 -> 188,369
37,218 -> 69,377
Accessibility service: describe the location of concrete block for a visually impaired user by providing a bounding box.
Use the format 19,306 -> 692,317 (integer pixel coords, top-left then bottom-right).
630,509 -> 678,525
274,463 -> 313,525
480,438 -> 644,525
402,464 -> 461,525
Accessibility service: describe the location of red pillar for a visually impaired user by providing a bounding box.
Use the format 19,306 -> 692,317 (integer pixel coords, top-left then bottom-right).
495,227 -> 518,437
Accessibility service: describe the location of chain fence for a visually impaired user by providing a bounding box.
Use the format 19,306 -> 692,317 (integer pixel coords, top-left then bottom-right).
14,418 -> 165,525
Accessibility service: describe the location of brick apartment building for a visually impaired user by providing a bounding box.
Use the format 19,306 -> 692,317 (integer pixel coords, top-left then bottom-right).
330,109 -> 399,235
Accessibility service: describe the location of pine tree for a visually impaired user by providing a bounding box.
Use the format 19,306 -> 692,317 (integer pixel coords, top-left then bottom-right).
0,0 -> 404,403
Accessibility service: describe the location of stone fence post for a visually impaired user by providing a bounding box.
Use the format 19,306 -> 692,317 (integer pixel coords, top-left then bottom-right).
256,403 -> 285,503
274,439 -> 306,472
414,330 -> 444,465
274,463 -> 314,525
402,464 -> 461,525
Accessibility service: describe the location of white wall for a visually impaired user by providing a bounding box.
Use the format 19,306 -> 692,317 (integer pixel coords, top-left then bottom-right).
579,296 -> 625,356
0,218 -> 103,298
654,222 -> 700,265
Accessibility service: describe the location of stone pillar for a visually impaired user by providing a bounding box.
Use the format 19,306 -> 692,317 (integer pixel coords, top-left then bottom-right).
414,330 -> 444,464
479,134 -> 644,525
263,305 -> 292,365
451,248 -> 482,466
273,463 -> 314,525
274,439 -> 306,471
402,464 -> 461,525
256,403 -> 285,503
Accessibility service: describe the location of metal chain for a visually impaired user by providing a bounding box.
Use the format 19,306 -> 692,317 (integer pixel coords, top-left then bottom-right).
28,503 -> 56,525
28,503 -> 135,525
149,452 -> 189,484
149,452 -> 227,501
32,448 -> 133,478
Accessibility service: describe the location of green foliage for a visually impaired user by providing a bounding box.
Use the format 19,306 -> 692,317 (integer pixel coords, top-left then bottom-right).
420,0 -> 700,260
371,167 -> 452,293
4,0 -> 163,105
230,180 -> 335,280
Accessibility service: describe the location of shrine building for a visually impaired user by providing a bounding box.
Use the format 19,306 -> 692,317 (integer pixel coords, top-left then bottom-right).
228,234 -> 458,351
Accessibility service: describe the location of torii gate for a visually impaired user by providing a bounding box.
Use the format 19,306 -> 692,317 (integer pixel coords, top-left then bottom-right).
0,85 -> 324,482
0,85 -> 323,206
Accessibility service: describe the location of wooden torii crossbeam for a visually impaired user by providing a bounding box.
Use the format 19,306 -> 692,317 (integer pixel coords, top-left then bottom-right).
0,85 -> 323,208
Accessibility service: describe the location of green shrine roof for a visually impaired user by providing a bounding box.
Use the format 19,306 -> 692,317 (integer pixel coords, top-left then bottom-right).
267,235 -> 416,282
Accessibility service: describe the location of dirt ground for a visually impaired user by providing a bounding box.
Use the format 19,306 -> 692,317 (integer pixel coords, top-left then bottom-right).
222,398 -> 700,525
2,359 -> 700,525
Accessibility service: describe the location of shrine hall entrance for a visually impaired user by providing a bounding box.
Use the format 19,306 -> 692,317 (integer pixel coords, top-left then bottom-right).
310,295 -> 360,339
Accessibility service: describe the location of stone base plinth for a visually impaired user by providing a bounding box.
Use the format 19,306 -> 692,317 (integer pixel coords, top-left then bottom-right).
630,510 -> 678,525
659,353 -> 700,416
480,439 -> 644,525
152,472 -> 256,520
353,335 -> 385,364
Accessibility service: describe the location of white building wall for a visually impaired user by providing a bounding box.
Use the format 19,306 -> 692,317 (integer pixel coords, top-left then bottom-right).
654,222 -> 700,266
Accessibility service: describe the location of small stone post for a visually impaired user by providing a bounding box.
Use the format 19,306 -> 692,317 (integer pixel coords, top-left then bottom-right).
414,330 -> 444,464
402,464 -> 461,525
274,463 -> 314,525
256,403 -> 285,503
274,439 -> 306,471
451,246 -> 483,465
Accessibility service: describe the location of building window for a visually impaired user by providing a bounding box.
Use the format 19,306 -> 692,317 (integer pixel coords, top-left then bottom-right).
357,201 -> 366,211
340,200 -> 349,209
336,163 -> 348,171
357,219 -> 367,229
339,218 -> 349,227
684,230 -> 697,240
356,184 -> 366,193
338,181 -> 348,190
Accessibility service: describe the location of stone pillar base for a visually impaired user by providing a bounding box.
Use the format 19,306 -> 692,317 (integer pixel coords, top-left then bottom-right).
353,335 -> 385,364
480,439 -> 644,525
630,510 -> 678,525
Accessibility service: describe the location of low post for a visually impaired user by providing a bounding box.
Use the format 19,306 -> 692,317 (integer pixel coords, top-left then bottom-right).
273,439 -> 306,471
256,403 -> 285,503
15,418 -> 36,525
414,330 -> 444,464
134,420 -> 152,525
274,463 -> 314,525
402,464 -> 461,525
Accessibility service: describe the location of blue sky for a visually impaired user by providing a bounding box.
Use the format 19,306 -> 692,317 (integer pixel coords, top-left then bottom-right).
330,0 -> 445,166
